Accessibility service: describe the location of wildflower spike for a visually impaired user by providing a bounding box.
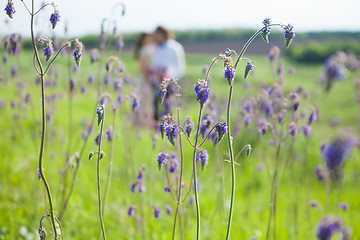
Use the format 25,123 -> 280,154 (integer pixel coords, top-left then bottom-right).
262,18 -> 271,43
244,61 -> 255,80
283,24 -> 295,48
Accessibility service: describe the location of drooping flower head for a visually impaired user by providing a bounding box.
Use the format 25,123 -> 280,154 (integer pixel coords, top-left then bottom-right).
289,122 -> 298,136
317,216 -> 348,240
159,114 -> 175,139
262,18 -> 271,43
200,114 -> 212,138
39,37 -> 54,61
105,126 -> 113,141
165,205 -> 173,215
215,122 -> 228,143
185,116 -> 194,137
72,39 -> 83,66
224,67 -> 235,84
157,152 -> 168,170
89,48 -> 100,63
136,165 -> 146,180
164,185 -> 171,193
283,23 -> 295,48
50,10 -> 60,29
194,79 -> 210,106
4,0 -> 15,19
129,93 -> 139,112
165,123 -> 178,146
244,61 -> 255,80
314,165 -> 326,181
300,125 -> 311,137
96,104 -> 105,126
168,153 -> 178,173
196,148 -> 209,171
127,205 -> 137,216
308,111 -> 318,124
153,206 -> 162,219
158,78 -> 172,104
322,135 -> 355,180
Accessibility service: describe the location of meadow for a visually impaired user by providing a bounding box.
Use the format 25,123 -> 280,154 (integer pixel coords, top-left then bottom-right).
1,35 -> 359,240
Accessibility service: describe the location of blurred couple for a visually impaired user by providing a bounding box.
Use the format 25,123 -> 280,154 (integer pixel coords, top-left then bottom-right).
134,26 -> 185,127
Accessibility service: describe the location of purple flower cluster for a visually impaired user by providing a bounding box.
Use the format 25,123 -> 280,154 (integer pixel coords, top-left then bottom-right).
283,24 -> 295,48
72,39 -> 83,66
244,61 -> 255,80
168,153 -> 178,173
185,116 -> 194,137
224,67 -> 235,84
288,122 -> 298,136
157,152 -> 168,170
4,1 -> 15,19
262,18 -> 271,43
215,122 -> 228,143
322,137 -> 354,180
50,10 -> 60,29
200,114 -> 212,137
153,206 -> 162,219
127,205 -> 136,216
197,148 -> 209,171
194,79 -> 210,106
317,216 -> 348,240
165,123 -> 178,146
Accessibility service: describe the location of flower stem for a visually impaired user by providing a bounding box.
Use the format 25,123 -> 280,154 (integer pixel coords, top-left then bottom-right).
171,87 -> 185,240
225,84 -> 235,240
30,0 -> 59,238
102,109 -> 117,213
192,104 -> 204,240
97,112 -> 106,240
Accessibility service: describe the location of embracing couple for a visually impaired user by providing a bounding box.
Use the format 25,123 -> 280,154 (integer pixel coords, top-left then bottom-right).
135,26 -> 186,125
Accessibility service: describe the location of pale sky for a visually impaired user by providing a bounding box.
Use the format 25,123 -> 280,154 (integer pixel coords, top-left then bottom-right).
1,0 -> 360,37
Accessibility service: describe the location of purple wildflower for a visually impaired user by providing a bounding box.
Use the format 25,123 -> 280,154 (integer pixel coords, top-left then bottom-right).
89,49 -> 100,63
168,153 -> 178,173
258,118 -> 269,135
127,205 -> 136,216
224,67 -> 235,84
104,74 -> 111,86
338,202 -> 349,211
50,10 -> 60,29
72,39 -> 83,66
185,116 -> 194,137
308,111 -> 318,124
300,125 -> 311,137
88,75 -> 94,84
263,100 -> 273,118
11,65 -> 17,76
194,79 -> 210,106
215,122 -> 228,143
165,205 -> 173,215
283,23 -> 295,48
130,182 -> 137,193
317,216 -> 346,240
314,165 -> 326,181
196,148 -> 209,171
322,137 -> 355,179
105,126 -> 113,141
244,114 -> 252,127
157,152 -> 168,170
165,123 -> 178,146
4,1 -> 15,19
81,85 -> 87,94
244,61 -> 255,80
153,206 -> 162,219
262,18 -> 271,43
289,122 -> 298,136
164,185 -> 171,193
136,165 -> 145,180
43,46 -> 54,61
200,114 -> 212,137
311,200 -> 319,208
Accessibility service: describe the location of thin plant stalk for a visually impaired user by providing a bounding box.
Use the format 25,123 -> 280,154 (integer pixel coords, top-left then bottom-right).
97,111 -> 106,240
171,87 -> 185,240
224,23 -> 282,240
192,104 -> 204,240
30,0 -> 59,238
102,108 -> 118,213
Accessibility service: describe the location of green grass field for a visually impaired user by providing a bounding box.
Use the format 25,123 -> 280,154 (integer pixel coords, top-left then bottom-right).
0,48 -> 359,240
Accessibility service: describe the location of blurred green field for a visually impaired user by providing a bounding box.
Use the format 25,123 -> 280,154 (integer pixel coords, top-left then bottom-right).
0,48 -> 359,240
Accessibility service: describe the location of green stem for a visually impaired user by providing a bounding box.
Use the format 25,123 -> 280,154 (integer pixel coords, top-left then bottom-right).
192,104 -> 204,240
97,112 -> 106,240
171,87 -> 185,240
102,109 -> 117,213
30,0 -> 59,238
225,84 -> 235,240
